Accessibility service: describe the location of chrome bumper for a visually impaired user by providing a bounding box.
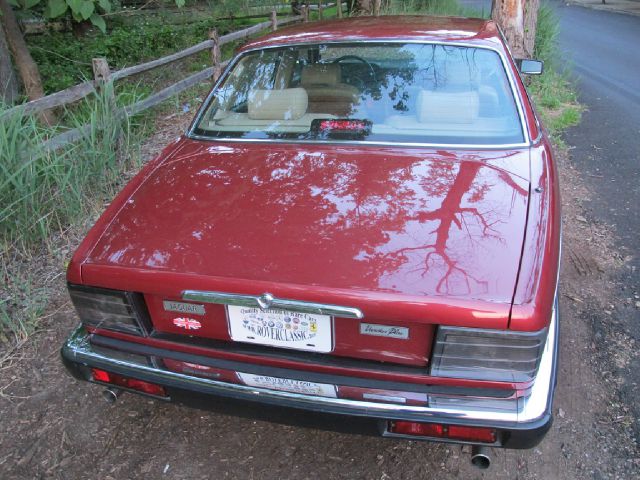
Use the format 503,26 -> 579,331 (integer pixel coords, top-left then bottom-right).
61,303 -> 557,431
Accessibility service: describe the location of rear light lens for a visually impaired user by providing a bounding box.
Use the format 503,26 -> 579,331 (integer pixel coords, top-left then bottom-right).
430,326 -> 548,382
447,425 -> 497,443
68,284 -> 150,336
388,421 -> 496,443
390,421 -> 444,437
91,368 -> 167,397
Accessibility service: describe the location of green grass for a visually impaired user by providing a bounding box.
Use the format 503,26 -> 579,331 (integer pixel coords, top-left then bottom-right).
27,16 -> 256,94
387,0 -> 488,17
0,85 -> 134,252
528,3 -> 582,140
0,85 -> 137,345
0,268 -> 48,345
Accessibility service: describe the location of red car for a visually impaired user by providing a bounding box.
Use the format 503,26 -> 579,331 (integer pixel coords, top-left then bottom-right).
62,16 -> 560,469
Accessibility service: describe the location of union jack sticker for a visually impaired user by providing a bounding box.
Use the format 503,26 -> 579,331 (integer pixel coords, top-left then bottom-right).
173,317 -> 202,330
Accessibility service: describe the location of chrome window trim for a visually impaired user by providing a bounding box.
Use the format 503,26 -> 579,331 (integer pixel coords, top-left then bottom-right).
182,290 -> 364,319
186,39 -> 531,149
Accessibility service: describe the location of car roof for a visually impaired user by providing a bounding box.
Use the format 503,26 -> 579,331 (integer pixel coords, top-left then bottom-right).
240,15 -> 503,52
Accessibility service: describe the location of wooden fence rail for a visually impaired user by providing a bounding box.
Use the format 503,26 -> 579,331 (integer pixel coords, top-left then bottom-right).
2,12 -> 305,150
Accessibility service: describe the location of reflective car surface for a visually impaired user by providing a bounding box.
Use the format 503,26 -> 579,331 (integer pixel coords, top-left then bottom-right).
61,16 -> 560,464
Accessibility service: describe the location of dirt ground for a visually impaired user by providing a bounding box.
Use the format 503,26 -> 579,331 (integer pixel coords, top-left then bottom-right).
1,112 -> 638,479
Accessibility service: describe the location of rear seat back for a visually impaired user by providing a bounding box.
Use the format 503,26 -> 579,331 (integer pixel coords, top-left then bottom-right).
416,90 -> 480,125
248,88 -> 308,120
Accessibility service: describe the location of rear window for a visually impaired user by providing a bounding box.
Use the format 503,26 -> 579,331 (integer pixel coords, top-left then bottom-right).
192,43 -> 525,145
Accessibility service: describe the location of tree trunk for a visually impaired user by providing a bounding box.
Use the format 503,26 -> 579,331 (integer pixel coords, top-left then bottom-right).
0,21 -> 19,105
0,0 -> 56,124
491,0 -> 540,58
354,0 -> 373,15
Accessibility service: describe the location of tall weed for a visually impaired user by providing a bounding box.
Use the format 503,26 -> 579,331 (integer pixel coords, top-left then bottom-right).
0,84 -> 134,344
0,84 -> 131,254
387,0 -> 487,17
529,4 -> 581,138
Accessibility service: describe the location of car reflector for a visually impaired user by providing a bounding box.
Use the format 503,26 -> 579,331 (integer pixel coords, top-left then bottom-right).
388,421 -> 496,444
447,425 -> 496,443
91,368 -> 167,397
390,421 -> 445,437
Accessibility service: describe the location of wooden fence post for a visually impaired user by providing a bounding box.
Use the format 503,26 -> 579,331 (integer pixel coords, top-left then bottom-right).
209,29 -> 222,81
92,57 -> 111,86
337,1 -> 343,18
303,5 -> 309,22
271,9 -> 278,30
318,1 -> 323,19
92,57 -> 123,157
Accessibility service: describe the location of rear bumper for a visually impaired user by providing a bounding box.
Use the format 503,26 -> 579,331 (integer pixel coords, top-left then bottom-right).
61,302 -> 558,449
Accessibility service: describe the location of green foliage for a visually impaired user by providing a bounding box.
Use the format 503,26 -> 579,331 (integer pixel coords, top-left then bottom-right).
0,84 -> 133,253
533,3 -> 559,68
28,16 -> 252,93
0,84 -> 140,344
9,0 -> 185,34
387,0 -> 487,17
528,3 -> 582,139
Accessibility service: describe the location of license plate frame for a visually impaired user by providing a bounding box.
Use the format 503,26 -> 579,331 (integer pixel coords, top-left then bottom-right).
227,305 -> 333,353
236,372 -> 337,397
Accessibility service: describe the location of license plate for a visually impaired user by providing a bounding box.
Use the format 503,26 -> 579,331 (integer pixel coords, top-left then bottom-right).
237,372 -> 337,397
227,305 -> 332,353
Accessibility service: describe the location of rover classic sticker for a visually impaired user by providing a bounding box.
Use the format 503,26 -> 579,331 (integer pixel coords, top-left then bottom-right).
227,306 -> 332,352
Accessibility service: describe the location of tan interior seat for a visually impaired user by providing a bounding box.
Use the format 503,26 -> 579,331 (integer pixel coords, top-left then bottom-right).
300,64 -> 360,116
210,88 -> 336,132
416,90 -> 480,125
248,88 -> 308,120
382,89 -> 481,134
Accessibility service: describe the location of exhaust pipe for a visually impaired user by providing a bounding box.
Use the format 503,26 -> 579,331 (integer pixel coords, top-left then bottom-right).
102,387 -> 123,404
470,445 -> 491,470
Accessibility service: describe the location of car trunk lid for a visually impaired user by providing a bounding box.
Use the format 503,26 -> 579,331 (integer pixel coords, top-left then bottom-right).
81,139 -> 530,367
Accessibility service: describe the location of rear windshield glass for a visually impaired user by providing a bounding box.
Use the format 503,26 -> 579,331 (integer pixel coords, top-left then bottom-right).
192,43 -> 525,145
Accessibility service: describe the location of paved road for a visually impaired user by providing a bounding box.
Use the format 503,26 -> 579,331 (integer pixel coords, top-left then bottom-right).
553,0 -> 640,442
463,0 -> 640,441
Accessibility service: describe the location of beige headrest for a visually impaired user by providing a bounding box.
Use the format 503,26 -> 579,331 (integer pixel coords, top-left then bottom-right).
248,88 -> 308,120
440,61 -> 478,88
417,90 -> 480,125
301,64 -> 341,86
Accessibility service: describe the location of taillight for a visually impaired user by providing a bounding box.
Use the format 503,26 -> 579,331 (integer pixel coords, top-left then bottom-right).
388,421 -> 496,443
68,284 -> 150,336
390,421 -> 444,437
430,326 -> 548,382
91,368 -> 167,397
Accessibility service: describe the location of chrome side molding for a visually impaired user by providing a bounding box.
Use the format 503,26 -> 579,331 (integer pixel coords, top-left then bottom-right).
181,290 -> 364,319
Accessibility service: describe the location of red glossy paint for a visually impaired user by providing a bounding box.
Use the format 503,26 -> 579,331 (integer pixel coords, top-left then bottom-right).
510,139 -> 561,331
82,143 -> 529,319
88,326 -> 526,391
68,17 -> 561,389
145,294 -> 434,366
239,16 -> 503,53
